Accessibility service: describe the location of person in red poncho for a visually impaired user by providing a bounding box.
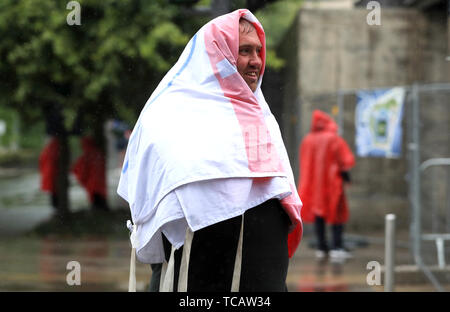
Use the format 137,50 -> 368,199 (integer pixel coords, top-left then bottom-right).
72,136 -> 109,211
39,103 -> 68,214
39,137 -> 60,209
298,110 -> 355,260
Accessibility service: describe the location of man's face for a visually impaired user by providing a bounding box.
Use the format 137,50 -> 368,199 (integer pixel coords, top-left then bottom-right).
237,27 -> 262,92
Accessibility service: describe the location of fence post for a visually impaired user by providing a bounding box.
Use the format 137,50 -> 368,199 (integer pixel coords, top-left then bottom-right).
337,91 -> 344,136
385,214 -> 396,292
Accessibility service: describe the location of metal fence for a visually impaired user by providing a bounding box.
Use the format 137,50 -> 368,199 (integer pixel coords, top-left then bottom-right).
334,83 -> 450,291
299,83 -> 450,290
406,83 -> 450,291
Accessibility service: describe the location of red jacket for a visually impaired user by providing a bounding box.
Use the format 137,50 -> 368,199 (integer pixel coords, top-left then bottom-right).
39,138 -> 60,193
72,137 -> 107,202
298,110 -> 355,224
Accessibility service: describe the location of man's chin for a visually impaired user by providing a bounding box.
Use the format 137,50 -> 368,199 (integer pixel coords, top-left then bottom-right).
245,81 -> 258,92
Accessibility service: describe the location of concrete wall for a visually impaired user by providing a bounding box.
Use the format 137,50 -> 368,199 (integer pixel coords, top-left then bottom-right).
274,8 -> 450,232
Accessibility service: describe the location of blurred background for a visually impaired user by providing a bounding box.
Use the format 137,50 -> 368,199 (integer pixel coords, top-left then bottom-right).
0,0 -> 449,292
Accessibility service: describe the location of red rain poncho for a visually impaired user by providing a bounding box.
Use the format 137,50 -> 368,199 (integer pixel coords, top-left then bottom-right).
39,138 -> 60,193
72,137 -> 107,202
298,110 -> 355,224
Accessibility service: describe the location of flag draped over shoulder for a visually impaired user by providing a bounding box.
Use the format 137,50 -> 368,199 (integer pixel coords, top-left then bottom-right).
118,9 -> 303,258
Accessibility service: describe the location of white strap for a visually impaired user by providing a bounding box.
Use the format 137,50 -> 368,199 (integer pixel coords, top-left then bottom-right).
127,221 -> 138,292
161,246 -> 176,292
159,260 -> 168,291
231,215 -> 244,292
129,247 -> 136,292
159,217 -> 244,292
178,227 -> 194,292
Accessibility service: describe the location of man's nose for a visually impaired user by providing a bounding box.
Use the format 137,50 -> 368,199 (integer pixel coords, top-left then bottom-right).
249,51 -> 262,67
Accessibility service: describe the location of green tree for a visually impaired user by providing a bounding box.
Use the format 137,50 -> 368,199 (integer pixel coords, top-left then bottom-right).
254,0 -> 304,70
0,0 -> 204,213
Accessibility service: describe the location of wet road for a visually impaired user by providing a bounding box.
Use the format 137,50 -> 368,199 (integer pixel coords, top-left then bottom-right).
0,168 -> 100,236
0,230 -> 438,292
0,167 -> 444,292
0,166 -> 142,292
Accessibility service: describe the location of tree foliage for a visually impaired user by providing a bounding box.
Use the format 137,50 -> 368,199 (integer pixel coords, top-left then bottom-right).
0,0 -> 304,125
0,0 -> 206,212
0,0 -> 205,128
254,0 -> 304,49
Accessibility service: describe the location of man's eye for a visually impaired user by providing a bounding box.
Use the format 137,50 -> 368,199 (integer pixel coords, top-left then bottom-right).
239,48 -> 250,54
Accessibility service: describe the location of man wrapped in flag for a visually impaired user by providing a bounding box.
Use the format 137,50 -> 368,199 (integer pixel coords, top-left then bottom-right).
119,9 -> 302,292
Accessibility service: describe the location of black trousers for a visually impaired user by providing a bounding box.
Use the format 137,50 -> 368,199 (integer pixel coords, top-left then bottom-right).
161,199 -> 290,292
315,216 -> 344,251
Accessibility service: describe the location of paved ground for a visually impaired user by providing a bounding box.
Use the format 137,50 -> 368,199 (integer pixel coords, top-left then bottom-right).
286,232 -> 441,292
0,229 -> 446,292
0,167 -> 448,292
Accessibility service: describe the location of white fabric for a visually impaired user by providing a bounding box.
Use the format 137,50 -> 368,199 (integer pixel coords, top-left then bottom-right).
117,9 -> 302,265
134,177 -> 290,264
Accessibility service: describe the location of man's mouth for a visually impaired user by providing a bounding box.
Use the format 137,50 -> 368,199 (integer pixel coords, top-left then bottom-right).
245,71 -> 258,80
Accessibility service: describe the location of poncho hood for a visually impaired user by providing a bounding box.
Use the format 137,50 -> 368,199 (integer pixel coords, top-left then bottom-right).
311,109 -> 338,133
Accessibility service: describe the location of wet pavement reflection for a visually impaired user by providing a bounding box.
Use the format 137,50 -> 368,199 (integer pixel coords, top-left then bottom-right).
0,168 -> 444,292
0,234 -> 440,292
0,236 -> 150,291
287,238 -> 376,292
0,232 -> 421,292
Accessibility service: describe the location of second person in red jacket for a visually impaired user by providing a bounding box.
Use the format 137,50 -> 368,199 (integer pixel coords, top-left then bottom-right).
298,110 -> 355,261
